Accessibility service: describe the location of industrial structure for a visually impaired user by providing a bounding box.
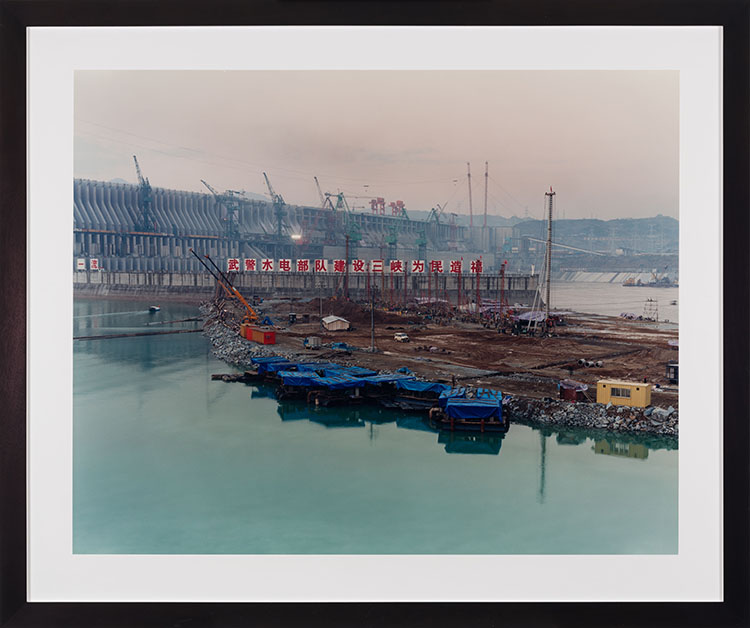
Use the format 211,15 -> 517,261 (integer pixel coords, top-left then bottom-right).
72,160 -> 518,275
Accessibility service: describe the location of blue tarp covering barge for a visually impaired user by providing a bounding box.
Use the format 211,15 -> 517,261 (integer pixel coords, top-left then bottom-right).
444,398 -> 503,421
394,379 -> 451,395
276,370 -> 366,390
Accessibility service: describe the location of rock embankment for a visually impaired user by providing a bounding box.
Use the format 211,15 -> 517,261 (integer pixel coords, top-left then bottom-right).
507,396 -> 678,438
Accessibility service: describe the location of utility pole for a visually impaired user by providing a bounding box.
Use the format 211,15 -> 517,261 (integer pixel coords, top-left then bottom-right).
467,162 -> 473,229
483,161 -> 488,229
370,286 -> 375,352
544,187 -> 555,322
344,234 -> 350,300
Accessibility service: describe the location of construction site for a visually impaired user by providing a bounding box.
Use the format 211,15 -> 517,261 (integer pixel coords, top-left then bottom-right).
73,157 -> 679,434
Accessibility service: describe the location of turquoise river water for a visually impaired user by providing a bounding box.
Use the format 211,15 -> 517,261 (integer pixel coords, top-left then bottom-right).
73,296 -> 678,554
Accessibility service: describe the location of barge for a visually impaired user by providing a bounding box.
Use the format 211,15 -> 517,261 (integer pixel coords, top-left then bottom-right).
222,354 -> 509,432
429,389 -> 508,433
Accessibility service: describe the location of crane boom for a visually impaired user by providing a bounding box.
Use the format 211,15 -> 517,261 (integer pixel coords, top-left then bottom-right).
189,249 -> 260,323
133,155 -> 147,186
314,176 -> 325,207
263,172 -> 284,205
201,179 -> 220,197
132,154 -> 155,232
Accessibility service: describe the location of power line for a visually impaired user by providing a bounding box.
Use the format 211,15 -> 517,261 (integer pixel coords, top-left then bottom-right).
75,118 -> 462,188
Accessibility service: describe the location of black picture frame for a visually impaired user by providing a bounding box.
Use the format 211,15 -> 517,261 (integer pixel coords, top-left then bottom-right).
2,1 -> 748,626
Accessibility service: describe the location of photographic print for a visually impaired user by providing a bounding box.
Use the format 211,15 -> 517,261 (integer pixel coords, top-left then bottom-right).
71,69 -> 679,556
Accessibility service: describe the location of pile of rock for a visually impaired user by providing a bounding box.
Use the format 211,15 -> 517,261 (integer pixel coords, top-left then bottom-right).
506,397 -> 678,438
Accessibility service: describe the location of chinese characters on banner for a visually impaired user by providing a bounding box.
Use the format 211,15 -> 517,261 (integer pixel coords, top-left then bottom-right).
89,258 -> 99,271
222,258 -> 482,273
76,259 -> 86,271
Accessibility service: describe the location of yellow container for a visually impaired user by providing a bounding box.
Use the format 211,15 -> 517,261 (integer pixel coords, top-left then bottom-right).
596,379 -> 652,408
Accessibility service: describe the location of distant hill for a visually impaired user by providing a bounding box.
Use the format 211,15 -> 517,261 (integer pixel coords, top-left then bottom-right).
405,209 -> 523,226
512,215 -> 678,255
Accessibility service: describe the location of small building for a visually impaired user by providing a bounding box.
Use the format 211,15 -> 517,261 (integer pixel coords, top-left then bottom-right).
321,315 -> 350,332
596,379 -> 651,408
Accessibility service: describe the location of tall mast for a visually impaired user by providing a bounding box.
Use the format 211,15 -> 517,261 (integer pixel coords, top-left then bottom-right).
544,187 -> 555,320
483,161 -> 488,228
467,162 -> 473,229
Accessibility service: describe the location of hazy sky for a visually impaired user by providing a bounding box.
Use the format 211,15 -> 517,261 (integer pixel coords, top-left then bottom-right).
74,70 -> 678,220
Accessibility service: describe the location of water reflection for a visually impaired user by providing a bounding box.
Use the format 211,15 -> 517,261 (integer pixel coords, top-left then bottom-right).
437,431 -> 504,455
275,395 -> 507,455
593,440 -> 649,460
272,389 -> 676,463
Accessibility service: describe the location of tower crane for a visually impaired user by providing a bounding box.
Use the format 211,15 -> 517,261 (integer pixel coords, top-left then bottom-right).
200,179 -> 243,238
263,172 -> 286,239
426,202 -> 447,225
132,155 -> 156,232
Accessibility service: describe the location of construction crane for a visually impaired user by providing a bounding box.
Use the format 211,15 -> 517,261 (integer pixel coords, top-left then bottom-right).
189,249 -> 260,325
313,176 -> 326,208
386,224 -> 398,261
200,179 -> 243,238
263,172 -> 286,238
132,155 -> 156,232
426,202 -> 447,225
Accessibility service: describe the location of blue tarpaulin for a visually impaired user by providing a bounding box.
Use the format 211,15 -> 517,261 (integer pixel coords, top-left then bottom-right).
438,387 -> 467,408
258,360 -> 298,375
360,374 -> 417,385
276,371 -> 322,387
296,363 -> 378,378
336,365 -> 377,377
394,379 -> 451,395
475,388 -> 503,401
296,362 -> 340,372
250,356 -> 288,365
277,370 -> 365,390
444,398 -> 503,421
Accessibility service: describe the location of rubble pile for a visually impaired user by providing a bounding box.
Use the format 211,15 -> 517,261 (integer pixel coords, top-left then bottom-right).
507,397 -> 678,438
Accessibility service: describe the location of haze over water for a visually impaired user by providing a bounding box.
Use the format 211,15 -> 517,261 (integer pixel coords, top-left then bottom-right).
73,298 -> 677,554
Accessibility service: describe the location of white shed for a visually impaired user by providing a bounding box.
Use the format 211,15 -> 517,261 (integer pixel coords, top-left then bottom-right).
322,315 -> 351,331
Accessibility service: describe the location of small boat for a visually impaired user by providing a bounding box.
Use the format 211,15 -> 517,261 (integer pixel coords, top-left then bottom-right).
149,305 -> 161,312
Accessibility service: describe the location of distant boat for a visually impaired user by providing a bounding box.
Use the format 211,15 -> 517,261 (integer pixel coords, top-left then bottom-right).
149,305 -> 161,312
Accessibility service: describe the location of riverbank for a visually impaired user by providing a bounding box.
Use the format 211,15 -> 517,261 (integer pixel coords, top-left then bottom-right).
200,303 -> 678,439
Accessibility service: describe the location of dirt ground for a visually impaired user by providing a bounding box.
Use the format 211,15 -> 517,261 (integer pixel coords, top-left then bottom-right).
241,296 -> 679,407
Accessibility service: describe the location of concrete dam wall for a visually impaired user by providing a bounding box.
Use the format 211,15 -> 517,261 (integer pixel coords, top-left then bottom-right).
73,179 -> 508,273
74,270 -> 541,306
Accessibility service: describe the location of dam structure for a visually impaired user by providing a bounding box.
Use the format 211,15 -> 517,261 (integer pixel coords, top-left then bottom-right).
73,178 -> 538,303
